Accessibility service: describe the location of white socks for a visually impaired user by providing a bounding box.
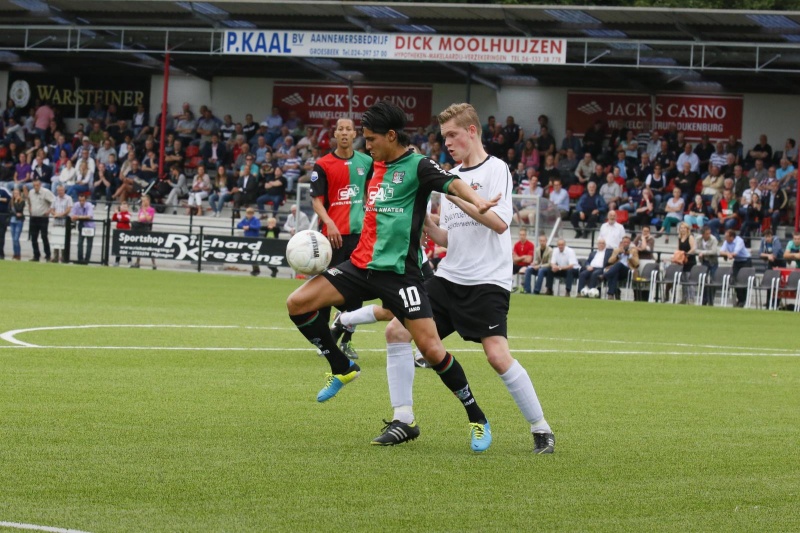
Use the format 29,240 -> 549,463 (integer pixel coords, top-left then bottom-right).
340,305 -> 378,328
386,342 -> 415,424
499,359 -> 551,434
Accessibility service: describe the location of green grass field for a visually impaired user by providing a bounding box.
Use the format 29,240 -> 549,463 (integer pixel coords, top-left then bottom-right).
1,261 -> 799,532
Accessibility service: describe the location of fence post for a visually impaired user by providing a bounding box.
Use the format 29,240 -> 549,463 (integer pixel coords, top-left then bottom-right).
102,204 -> 112,266
189,208 -> 194,235
64,216 -> 72,263
197,225 -> 204,273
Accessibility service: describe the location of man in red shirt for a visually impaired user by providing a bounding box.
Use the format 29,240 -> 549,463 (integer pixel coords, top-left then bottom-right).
512,227 -> 534,275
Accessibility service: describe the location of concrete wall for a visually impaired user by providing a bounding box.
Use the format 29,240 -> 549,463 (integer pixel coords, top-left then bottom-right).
741,93 -> 800,150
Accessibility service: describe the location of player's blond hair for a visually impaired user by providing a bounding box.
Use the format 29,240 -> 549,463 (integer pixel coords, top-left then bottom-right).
438,103 -> 482,133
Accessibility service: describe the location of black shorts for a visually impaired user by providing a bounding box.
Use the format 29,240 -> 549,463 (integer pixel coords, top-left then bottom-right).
421,260 -> 435,280
322,260 -> 433,321
426,276 -> 510,343
330,233 -> 361,267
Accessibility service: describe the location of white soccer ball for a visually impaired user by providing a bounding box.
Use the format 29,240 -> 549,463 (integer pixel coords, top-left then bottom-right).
589,288 -> 601,298
286,230 -> 333,275
580,287 -> 590,297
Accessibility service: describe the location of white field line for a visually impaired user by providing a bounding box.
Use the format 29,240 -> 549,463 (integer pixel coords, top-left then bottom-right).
0,325 -> 797,357
0,521 -> 92,533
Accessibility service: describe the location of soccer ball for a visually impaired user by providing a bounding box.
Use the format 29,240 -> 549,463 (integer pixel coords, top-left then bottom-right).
580,287 -> 590,297
286,230 -> 333,275
588,288 -> 601,298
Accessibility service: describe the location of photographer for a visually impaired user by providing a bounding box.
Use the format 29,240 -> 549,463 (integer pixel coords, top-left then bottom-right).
604,235 -> 640,300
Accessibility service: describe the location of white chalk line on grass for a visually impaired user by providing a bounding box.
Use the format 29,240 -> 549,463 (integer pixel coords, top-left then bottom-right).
0,324 -> 797,358
0,521 -> 92,533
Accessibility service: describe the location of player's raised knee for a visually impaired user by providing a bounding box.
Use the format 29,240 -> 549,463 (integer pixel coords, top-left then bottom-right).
286,289 -> 309,315
385,317 -> 412,343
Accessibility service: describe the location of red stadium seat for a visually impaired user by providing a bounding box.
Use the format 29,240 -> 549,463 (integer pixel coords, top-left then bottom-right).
568,184 -> 585,200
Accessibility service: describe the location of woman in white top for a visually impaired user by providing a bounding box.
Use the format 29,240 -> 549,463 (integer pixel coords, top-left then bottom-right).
186,167 -> 212,216
658,187 -> 685,243
55,159 -> 78,192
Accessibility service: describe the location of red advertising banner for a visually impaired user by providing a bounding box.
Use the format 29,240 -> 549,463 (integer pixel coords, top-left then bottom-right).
273,82 -> 432,129
566,92 -> 743,141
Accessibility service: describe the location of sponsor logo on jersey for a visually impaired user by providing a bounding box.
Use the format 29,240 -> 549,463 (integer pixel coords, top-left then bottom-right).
337,184 -> 360,201
326,267 -> 343,276
310,171 -> 319,182
367,183 -> 394,204
392,171 -> 405,184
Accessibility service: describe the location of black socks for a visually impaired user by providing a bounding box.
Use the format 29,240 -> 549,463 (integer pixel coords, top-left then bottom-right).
290,310 -> 351,375
432,352 -> 486,424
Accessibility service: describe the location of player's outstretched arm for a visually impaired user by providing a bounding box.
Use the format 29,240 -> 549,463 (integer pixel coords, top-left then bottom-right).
446,178 -> 500,215
311,196 -> 342,249
445,193 -> 508,234
424,213 -> 448,247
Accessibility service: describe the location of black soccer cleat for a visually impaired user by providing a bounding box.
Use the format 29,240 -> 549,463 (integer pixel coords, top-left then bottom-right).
371,419 -> 420,446
533,432 -> 555,454
330,311 -> 354,344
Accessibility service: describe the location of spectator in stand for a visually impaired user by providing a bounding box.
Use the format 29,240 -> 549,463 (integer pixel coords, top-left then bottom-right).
548,178 -> 570,220
748,134 -> 772,168
571,181 -> 607,239
574,152 -> 595,187
633,225 -> 655,260
598,209 -> 626,249
783,232 -> 800,268
175,112 -> 197,146
701,167 -> 725,207
645,130 -> 661,161
693,135 -> 715,175
93,162 -> 115,203
726,134 -> 743,164
202,133 -> 227,169
512,227 -> 533,277
739,177 -> 760,218
282,146 -> 302,194
604,234 -> 639,301
209,166 -> 232,218
264,107 -> 284,146
782,138 -> 798,165
587,163 -> 605,188
708,189 -> 738,239
719,229 -> 751,307
33,101 -> 54,143
27,178 -> 54,262
9,187 -> 25,260
758,229 -> 784,269
657,188 -> 685,244
504,147 -> 519,170
282,204 -> 310,236
557,148 -> 579,183
721,153 -> 737,179
187,165 -> 211,216
559,128 -> 582,158
600,172 -> 624,211
645,163 -> 667,207
709,141 -> 728,172
538,154 -> 559,188
777,157 -> 797,194
481,115 -> 496,147
263,216 -> 281,277
132,194 -> 157,270
70,193 -> 95,264
577,238 -> 612,295
758,165 -> 778,195
750,158 -> 768,186
619,130 -> 638,165
762,180 -> 789,230
684,194 -> 710,230
13,152 -> 32,191
582,120 -> 605,160
655,139 -> 677,178
520,139 -> 539,171
535,126 -> 555,159
237,207 -> 262,277
67,161 -> 93,202
739,193 -> 762,247
164,165 -> 188,215
241,114 -> 257,142
523,234 -> 552,295
233,162 -> 259,216
503,116 -> 524,151
677,142 -> 700,174
633,187 -> 656,231
674,161 -> 698,204
257,166 -> 287,219
112,201 -> 133,266
0,186 -> 9,259
196,107 -> 219,148
546,238 -> 579,297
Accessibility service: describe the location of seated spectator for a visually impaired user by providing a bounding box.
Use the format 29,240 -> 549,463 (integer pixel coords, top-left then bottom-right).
599,172 -> 624,211
577,238 -> 612,295
719,229 -> 752,307
281,147 -> 302,193
523,234 -> 552,295
619,176 -> 643,214
758,165 -> 779,195
783,231 -> 800,268
557,148 -> 579,183
139,149 -> 158,183
92,162 -> 115,203
545,238 -> 579,296
726,134 -> 743,163
588,163 -> 605,188
747,134 -> 772,168
654,139 -> 676,178
202,133 -> 227,168
694,135 -> 715,175
633,187 -> 656,230
645,164 -> 667,207
547,178 -> 570,220
559,128 -> 582,159
164,165 -> 189,215
701,167 -> 725,206
604,234 -> 639,301
256,166 -> 287,219
175,113 -> 197,146
512,227 -> 533,276
574,152 -> 595,186
209,165 -> 233,218
677,143 -> 700,173
673,162 -> 698,203
776,157 -> 797,194
684,194 -> 710,230
750,158 -> 768,184
657,188 -> 685,243
762,180 -> 789,230
709,141 -> 728,173
571,181 -> 607,239
186,165 -> 211,216
520,139 -> 539,170
758,229 -> 785,268
633,225 -> 655,260
113,159 -> 145,203
598,209 -> 626,248
536,125 -> 555,159
538,154 -> 559,188
708,189 -> 738,239
283,204 -> 310,236
67,160 -> 92,201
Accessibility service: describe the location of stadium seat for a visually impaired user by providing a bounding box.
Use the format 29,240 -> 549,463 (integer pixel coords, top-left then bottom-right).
615,209 -> 629,226
657,263 -> 685,304
751,269 -> 782,310
632,261 -> 659,302
679,264 -> 709,305
782,271 -> 800,312
705,266 -> 732,307
727,266 -> 756,308
568,184 -> 585,200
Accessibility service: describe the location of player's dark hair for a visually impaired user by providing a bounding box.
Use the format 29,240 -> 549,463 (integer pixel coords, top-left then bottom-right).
362,101 -> 409,145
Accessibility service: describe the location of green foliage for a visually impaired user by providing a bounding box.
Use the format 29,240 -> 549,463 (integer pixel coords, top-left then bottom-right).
1,262 -> 799,532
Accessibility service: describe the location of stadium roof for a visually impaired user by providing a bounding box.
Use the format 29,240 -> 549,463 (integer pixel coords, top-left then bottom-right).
2,2 -> 800,93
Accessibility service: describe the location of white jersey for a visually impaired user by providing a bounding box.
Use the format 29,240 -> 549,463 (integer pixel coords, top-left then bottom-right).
435,155 -> 513,291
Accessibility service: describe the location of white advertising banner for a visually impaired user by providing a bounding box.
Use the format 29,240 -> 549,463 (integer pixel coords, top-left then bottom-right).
223,31 -> 566,65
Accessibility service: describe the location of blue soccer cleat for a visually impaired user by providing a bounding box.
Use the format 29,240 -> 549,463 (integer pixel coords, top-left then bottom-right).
316,362 -> 360,402
470,420 -> 492,453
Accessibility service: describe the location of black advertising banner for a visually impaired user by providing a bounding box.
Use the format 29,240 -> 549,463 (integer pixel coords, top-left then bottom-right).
7,73 -> 150,120
112,230 -> 288,266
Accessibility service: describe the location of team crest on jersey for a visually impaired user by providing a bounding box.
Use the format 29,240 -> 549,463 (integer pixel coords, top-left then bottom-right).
392,171 -> 405,184
357,167 -> 366,176
470,180 -> 483,191
310,171 -> 319,182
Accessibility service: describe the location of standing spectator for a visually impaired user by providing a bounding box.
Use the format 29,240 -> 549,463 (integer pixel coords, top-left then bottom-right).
112,201 -> 133,267
70,194 -> 95,264
26,178 -> 55,261
49,185 -> 73,263
263,216 -> 281,277
237,207 -> 262,277
132,195 -> 157,270
282,204 -> 310,236
0,185 -> 9,259
719,229 -> 752,307
512,227 -> 533,277
9,187 -> 25,260
34,101 -> 55,143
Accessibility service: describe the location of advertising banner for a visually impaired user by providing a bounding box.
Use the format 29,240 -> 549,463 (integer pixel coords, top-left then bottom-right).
7,73 -> 150,120
224,30 -> 566,65
112,230 -> 288,266
566,91 -> 743,141
273,82 -> 432,129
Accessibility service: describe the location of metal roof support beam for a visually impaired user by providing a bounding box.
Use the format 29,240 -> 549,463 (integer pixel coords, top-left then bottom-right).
586,49 -> 611,65
436,61 -> 498,91
503,10 -> 531,37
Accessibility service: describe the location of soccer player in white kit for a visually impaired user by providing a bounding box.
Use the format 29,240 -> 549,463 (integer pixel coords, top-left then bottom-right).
369,103 -> 555,453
